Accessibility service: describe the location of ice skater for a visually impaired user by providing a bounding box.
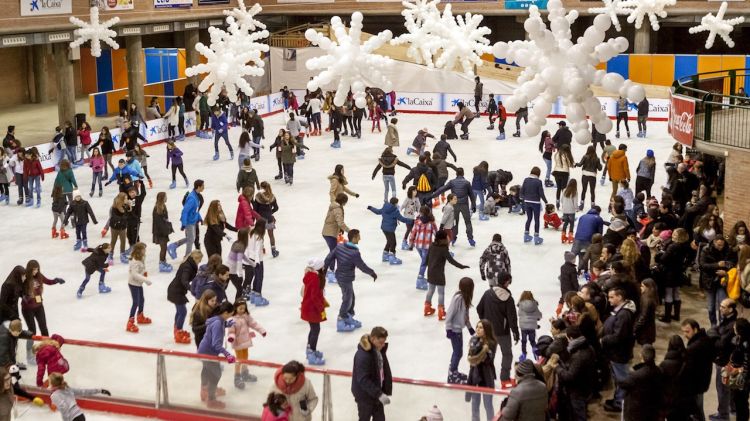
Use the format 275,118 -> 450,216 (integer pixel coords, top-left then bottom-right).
367,197 -> 414,265
453,102 -> 475,140
78,243 -> 111,298
520,166 -> 548,245
210,107 -> 234,161
63,190 -> 98,252
166,141 -> 189,189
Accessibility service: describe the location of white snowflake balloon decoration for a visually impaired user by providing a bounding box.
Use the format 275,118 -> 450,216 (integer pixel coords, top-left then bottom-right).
588,0 -> 625,32
224,0 -> 266,31
305,12 -> 394,108
69,7 -> 120,58
689,2 -> 745,49
493,0 -> 645,144
618,0 -> 675,31
391,0 -> 442,68
224,16 -> 270,58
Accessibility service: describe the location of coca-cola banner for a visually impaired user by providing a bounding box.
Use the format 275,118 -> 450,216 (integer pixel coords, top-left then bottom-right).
668,93 -> 696,147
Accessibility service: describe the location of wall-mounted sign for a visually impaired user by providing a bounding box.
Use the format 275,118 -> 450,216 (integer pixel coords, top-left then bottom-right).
505,0 -> 548,10
155,0 -> 192,8
197,0 -> 229,4
91,0 -> 134,10
21,0 -> 72,16
668,93 -> 696,147
277,0 -> 333,3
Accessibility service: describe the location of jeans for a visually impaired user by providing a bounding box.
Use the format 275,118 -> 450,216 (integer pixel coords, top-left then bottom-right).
572,240 -> 591,260
27,175 -> 41,201
14,173 -> 28,201
581,175 -> 596,204
417,247 -> 429,277
610,361 -> 630,404
64,145 -> 77,163
283,163 -> 294,182
470,392 -> 494,421
453,203 -> 473,241
498,334 -> 513,381
251,262 -> 264,294
515,111 -> 528,131
521,329 -> 537,354
312,112 -> 321,132
543,158 -> 552,181
323,235 -> 337,271
716,364 -> 731,418
338,281 -> 355,319
706,285 -> 728,327
213,130 -> 233,154
448,330 -> 463,372
174,303 -> 187,330
128,284 -> 144,318
562,213 -> 575,233
524,202 -> 542,234
75,223 -> 88,241
91,172 -> 103,193
473,189 -> 485,213
426,284 -> 445,306
382,175 -> 396,203
171,224 -> 197,257
201,360 -> 222,400
237,154 -> 249,169
81,268 -> 106,290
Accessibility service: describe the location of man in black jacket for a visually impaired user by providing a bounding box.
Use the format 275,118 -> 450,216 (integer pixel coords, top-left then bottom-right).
699,236 -> 734,327
601,287 -> 635,412
681,318 -> 716,421
557,326 -> 596,421
402,155 -> 436,206
552,121 -> 572,149
249,110 -> 264,161
477,272 -> 518,387
352,326 -> 392,421
620,344 -> 662,421
430,167 -> 476,246
710,299 -> 738,421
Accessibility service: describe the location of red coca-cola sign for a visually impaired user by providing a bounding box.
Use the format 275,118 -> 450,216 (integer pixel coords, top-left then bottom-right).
668,93 -> 696,147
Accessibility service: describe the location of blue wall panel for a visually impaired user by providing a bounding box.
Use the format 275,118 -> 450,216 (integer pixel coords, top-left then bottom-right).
95,50 -> 113,92
164,81 -> 174,109
145,52 -> 162,84
673,55 -> 698,82
606,55 -> 629,80
94,94 -> 108,116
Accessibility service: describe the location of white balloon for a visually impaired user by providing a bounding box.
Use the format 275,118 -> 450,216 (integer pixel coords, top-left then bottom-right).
525,123 -> 542,137
627,84 -> 646,102
601,72 -> 625,93
598,118 -> 613,133
355,97 -> 366,108
574,129 -> 592,144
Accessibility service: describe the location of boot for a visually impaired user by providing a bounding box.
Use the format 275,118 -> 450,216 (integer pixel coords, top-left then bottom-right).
271,247 -> 279,258
512,131 -> 521,137
382,251 -> 390,262
240,366 -> 258,381
486,124 -> 494,130
126,318 -> 139,333
326,270 -> 337,284
60,228 -> 69,239
167,243 -> 178,259
169,181 -> 176,189
561,233 -> 567,244
200,386 -> 208,401
673,300 -> 682,321
615,131 -> 620,138
213,152 -> 219,161
174,328 -> 191,344
306,350 -> 325,365
51,228 -> 59,239
274,174 -> 283,180
578,201 -> 584,211
496,133 -> 506,140
120,253 -> 129,264
98,282 -> 112,294
234,373 -> 245,390
337,318 -> 357,332
81,240 -> 88,252
388,253 -> 403,265
567,232 -> 574,244
401,239 -> 410,250
416,276 -> 428,290
159,261 -> 173,273
106,253 -> 113,266
424,301 -> 436,316
438,305 -> 446,321
137,313 -> 152,324
206,399 -> 226,410
524,232 -> 533,243
74,240 -> 82,251
534,234 -> 544,245
659,302 -> 672,323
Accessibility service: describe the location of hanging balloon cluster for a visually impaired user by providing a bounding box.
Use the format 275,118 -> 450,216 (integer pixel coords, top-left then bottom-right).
185,0 -> 270,105
69,7 -> 120,58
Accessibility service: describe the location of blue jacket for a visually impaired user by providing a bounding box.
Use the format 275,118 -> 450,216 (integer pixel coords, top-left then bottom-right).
324,242 -> 376,284
471,169 -> 488,192
433,176 -> 475,207
520,176 -> 547,204
368,203 -> 412,232
211,113 -> 227,132
574,209 -> 604,242
126,158 -> 145,179
181,190 -> 203,228
106,166 -> 140,184
197,315 -> 230,357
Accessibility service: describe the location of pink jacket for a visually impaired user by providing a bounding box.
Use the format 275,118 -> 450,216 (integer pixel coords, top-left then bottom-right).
227,313 -> 266,350
235,195 -> 261,230
35,334 -> 69,387
89,155 -> 105,173
78,129 -> 92,146
261,406 -> 291,421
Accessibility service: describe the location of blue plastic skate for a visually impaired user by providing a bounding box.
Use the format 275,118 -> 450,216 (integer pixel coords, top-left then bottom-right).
388,254 -> 402,265
337,318 -> 357,332
416,276 -> 428,290
326,270 -> 337,284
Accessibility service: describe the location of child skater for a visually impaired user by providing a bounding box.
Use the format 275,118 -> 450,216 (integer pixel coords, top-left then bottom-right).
227,299 -> 267,389
24,147 -> 44,208
261,392 -> 292,421
371,102 -> 384,133
485,93 -> 498,130
152,192 -> 174,273
0,148 -> 10,205
496,100 -> 508,140
301,258 -> 328,365
134,145 -> 152,189
51,185 -> 69,239
244,219 -> 269,306
440,194 -> 457,244
543,203 -> 562,230
89,147 -> 105,197
400,186 -> 420,250
198,301 -> 236,409
49,373 -> 111,421
166,141 -> 189,189
78,243 -> 111,298
63,190 -> 98,252
33,334 -> 69,387
425,230 -> 469,320
560,179 -> 578,244
409,205 -> 438,291
126,242 -> 152,333
367,197 -> 414,265
517,291 -> 542,362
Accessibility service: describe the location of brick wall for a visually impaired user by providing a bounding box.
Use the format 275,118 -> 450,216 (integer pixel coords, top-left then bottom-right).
723,148 -> 750,228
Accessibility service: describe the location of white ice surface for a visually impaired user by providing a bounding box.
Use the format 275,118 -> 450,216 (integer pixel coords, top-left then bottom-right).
0,114 -> 674,413
12,402 -> 152,420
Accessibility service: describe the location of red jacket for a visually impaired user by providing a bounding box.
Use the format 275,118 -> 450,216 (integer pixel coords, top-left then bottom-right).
78,129 -> 92,146
234,195 -> 261,230
35,334 -> 69,387
23,159 -> 44,180
21,274 -> 59,311
300,271 -> 327,323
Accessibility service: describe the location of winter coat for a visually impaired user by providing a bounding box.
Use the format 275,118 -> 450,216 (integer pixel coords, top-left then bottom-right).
50,386 -> 101,421
63,199 -> 97,226
553,127 -> 572,149
714,312 -> 737,366
402,163 -> 436,192
34,335 -> 69,387
367,202 -> 411,233
324,243 -> 375,284
235,195 -> 261,230
21,274 -> 59,312
63,127 -> 77,147
253,194 -> 278,224
699,242 -> 734,290
633,298 -> 656,345
128,260 -> 150,287
281,140 -> 305,165
152,208 -> 173,244
372,152 -> 410,177
477,286 -> 519,340
270,369 -> 318,421
351,335 -> 392,403
637,98 -> 649,117
82,248 -> 109,274
321,202 -> 348,238
109,206 -> 130,231
553,151 -> 572,173
90,134 -> 115,155
471,167 -> 489,192
636,157 -> 656,180
431,157 -> 456,180
621,362 -> 662,421
654,240 -> 689,288
54,169 -> 77,193
226,241 -> 245,276
433,139 -> 456,162
23,159 -> 44,179
556,338 -> 596,399
0,276 -> 22,324
607,150 -> 630,182
180,190 -> 202,228
301,271 -> 327,323
236,168 -> 259,192
467,336 -> 496,388
197,315 -> 230,357
478,241 -> 511,284
576,154 -> 602,177
601,300 -> 636,363
227,313 -> 265,350
89,155 -> 105,173
500,374 -> 548,421
210,112 -> 228,133
659,347 -> 684,411
384,124 -> 399,147
559,262 -> 579,301
453,106 -> 475,123
440,203 -> 455,230
408,216 -> 438,249
166,147 -> 183,167
574,209 -> 604,242
517,299 -> 542,331
0,323 -> 31,367
167,258 -> 197,305
204,220 -> 236,258
400,197 -> 419,219
445,293 -> 472,333
426,243 -> 467,286
520,176 -> 546,204
681,329 -> 715,395
328,175 -> 357,202
432,176 -> 474,207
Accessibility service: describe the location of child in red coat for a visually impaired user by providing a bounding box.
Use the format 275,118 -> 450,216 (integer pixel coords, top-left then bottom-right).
300,258 -> 328,366
543,204 -> 562,230
261,392 -> 292,421
33,334 -> 69,387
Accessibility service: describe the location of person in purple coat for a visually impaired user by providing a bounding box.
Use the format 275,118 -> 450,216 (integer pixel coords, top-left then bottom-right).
210,107 -> 234,161
197,301 -> 236,409
166,141 -> 189,189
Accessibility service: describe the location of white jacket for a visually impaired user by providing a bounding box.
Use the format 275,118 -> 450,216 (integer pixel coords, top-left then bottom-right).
165,105 -> 179,126
243,234 -> 264,266
553,152 -> 571,173
128,259 -> 151,287
307,98 -> 322,114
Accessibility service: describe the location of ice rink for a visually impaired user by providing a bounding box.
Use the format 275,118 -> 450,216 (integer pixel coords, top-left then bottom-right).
1,112 -> 675,406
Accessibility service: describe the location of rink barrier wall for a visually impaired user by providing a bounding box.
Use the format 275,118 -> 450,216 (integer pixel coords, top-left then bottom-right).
22,335 -> 508,421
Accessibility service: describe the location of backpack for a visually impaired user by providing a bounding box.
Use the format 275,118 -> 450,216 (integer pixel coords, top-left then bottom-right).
416,173 -> 432,192
190,268 -> 211,298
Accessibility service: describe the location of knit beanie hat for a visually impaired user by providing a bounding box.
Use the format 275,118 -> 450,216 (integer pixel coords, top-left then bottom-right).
425,405 -> 443,421
516,359 -> 536,377
646,149 -> 654,158
307,258 -> 325,271
72,189 -> 82,199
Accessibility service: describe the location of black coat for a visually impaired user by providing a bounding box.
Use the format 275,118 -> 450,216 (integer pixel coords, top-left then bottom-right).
477,286 -> 519,340
633,298 -> 656,345
432,139 -> 456,162
152,208 -> 173,244
0,324 -> 31,367
425,244 -> 467,286
559,262 -> 579,303
699,242 -> 734,290
714,313 -> 737,366
621,362 -> 663,421
167,258 -> 198,305
655,240 -> 689,288
552,127 -> 572,149
601,301 -> 636,363
372,153 -> 411,177
204,221 -> 236,259
63,126 -> 77,147
557,338 -> 596,399
681,329 -> 715,395
466,336 -> 496,388
659,348 -> 684,412
64,200 -> 97,226
109,206 -> 131,231
351,335 -> 392,403
0,279 -> 22,323
52,195 -> 68,214
402,162 -> 436,191
82,248 -> 109,274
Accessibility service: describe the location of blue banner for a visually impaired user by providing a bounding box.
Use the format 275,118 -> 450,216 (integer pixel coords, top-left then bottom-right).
154,0 -> 192,8
505,0 -> 548,10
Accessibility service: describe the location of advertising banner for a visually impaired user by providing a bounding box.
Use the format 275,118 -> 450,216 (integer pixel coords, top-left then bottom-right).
668,94 -> 696,147
505,0 -> 549,10
277,0 -> 333,3
249,96 -> 269,115
197,0 -> 229,4
91,0 -> 134,10
21,0 -> 72,16
395,92 -> 442,112
269,92 -> 285,113
154,0 -> 192,8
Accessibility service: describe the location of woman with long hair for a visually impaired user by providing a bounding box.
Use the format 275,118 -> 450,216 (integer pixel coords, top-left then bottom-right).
254,181 -> 280,257
538,130 -> 555,187
467,319 -> 497,421
552,144 -> 574,207
238,131 -> 253,169
89,126 -> 115,179
152,192 -> 174,273
574,145 -> 602,210
21,260 -> 64,362
634,278 -> 658,345
226,228 -> 249,301
190,288 -> 218,349
168,250 -> 202,344
656,228 -> 691,322
235,186 -> 261,231
328,164 -> 359,202
109,192 -> 132,265
445,277 -> 474,383
203,200 -> 237,258
244,219 -> 269,306
560,179 -> 578,243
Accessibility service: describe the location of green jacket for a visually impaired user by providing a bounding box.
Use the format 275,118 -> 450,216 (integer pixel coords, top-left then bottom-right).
236,168 -> 259,192
54,168 -> 78,193
199,96 -> 210,114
